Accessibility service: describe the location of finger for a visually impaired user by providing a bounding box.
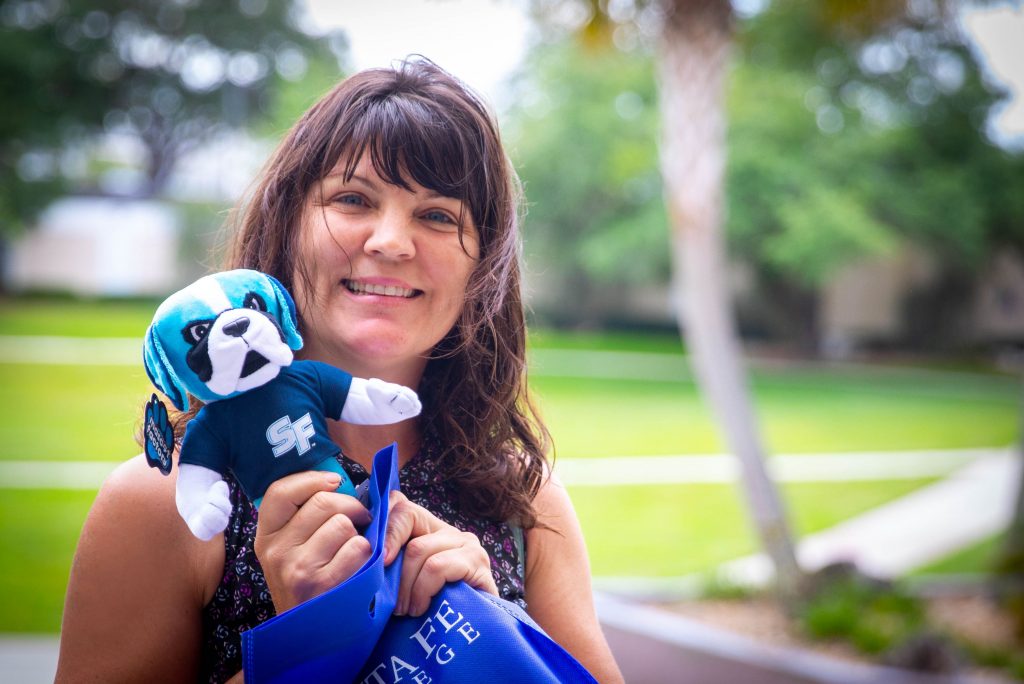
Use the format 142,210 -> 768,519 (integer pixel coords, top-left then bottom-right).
321,535 -> 373,588
406,546 -> 498,617
395,530 -> 466,615
301,511 -> 361,563
277,490 -> 370,549
256,470 -> 346,534
383,492 -> 441,565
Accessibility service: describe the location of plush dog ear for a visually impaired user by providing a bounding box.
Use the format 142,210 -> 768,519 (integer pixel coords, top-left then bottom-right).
143,325 -> 189,411
264,273 -> 304,351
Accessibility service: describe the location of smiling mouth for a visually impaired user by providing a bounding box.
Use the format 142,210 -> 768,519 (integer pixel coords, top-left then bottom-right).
343,280 -> 421,298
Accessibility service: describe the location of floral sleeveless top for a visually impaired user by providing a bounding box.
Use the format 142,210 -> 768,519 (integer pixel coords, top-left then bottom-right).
197,442 -> 528,683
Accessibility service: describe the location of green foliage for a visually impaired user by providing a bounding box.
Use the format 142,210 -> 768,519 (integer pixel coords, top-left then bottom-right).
506,38 -> 669,312
801,576 -> 926,654
799,570 -> 1024,679
511,1 -> 1024,333
0,0 -> 346,232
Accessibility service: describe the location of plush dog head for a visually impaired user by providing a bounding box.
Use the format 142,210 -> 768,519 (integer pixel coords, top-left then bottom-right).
143,269 -> 303,411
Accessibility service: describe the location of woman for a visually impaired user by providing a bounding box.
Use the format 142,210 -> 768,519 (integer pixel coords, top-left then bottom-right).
57,58 -> 622,683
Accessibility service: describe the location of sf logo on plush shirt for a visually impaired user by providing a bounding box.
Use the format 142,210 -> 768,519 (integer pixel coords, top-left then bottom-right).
267,413 -> 316,457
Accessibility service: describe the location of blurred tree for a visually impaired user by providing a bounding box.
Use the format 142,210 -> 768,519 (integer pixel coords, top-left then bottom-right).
729,0 -> 1024,349
514,0 -> 1024,348
0,0 -> 346,233
506,41 -> 668,321
525,0 -> 806,607
520,0 -> 1024,609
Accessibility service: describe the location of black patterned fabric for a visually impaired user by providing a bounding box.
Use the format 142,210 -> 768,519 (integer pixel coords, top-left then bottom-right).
197,439 -> 527,683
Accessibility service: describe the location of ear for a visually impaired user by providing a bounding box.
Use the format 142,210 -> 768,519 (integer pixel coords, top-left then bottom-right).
264,273 -> 304,351
143,325 -> 189,411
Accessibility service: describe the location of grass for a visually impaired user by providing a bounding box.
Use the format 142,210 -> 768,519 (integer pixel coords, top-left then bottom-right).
912,533 -> 1006,576
571,479 -> 937,577
0,295 -> 1019,632
0,489 -> 98,632
0,364 -> 151,461
0,297 -> 157,337
537,373 -> 1017,458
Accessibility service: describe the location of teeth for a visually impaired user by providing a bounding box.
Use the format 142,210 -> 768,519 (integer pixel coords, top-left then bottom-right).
345,281 -> 417,298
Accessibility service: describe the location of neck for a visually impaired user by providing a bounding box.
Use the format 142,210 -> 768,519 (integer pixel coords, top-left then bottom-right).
299,348 -> 428,393
329,419 -> 421,472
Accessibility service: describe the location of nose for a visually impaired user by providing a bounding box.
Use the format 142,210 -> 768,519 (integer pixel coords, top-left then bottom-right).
364,209 -> 415,260
222,317 -> 250,338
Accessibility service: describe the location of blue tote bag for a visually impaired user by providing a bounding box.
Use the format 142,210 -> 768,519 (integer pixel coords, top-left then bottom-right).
241,444 -> 598,683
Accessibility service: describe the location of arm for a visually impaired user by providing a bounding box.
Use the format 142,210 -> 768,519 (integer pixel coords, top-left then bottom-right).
56,456 -> 222,682
525,474 -> 624,683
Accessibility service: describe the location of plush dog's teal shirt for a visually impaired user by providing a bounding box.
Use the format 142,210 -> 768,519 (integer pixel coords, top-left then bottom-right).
178,360 -> 355,503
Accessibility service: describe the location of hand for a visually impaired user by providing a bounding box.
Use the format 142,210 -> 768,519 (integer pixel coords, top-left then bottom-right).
175,463 -> 231,541
383,491 -> 498,617
254,470 -> 373,613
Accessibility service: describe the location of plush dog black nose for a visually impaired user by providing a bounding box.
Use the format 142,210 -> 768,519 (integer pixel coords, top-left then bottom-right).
223,317 -> 250,338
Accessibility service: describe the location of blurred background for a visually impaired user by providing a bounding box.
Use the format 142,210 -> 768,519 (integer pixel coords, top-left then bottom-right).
1,0 -> 1023,680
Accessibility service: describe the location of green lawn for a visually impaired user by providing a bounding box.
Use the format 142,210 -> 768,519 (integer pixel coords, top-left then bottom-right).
572,478 -> 937,577
912,533 -> 1006,576
536,372 -> 1017,457
0,297 -> 157,337
0,297 -> 1019,632
0,490 -> 97,632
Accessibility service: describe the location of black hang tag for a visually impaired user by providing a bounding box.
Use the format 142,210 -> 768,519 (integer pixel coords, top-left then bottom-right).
143,393 -> 174,476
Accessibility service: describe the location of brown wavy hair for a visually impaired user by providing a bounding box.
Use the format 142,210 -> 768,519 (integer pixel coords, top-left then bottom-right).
222,57 -> 549,527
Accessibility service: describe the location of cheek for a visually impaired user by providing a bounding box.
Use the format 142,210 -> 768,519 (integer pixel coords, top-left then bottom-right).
433,253 -> 477,323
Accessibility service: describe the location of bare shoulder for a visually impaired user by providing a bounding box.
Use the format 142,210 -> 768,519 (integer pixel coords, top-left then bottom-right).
525,469 -> 582,585
524,468 -> 624,683
56,455 -> 224,681
530,468 -> 576,531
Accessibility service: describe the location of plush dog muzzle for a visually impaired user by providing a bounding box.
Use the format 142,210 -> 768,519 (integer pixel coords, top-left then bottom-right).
189,306 -> 294,398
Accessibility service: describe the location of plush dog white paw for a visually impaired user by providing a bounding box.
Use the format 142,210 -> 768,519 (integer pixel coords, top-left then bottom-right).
176,464 -> 232,540
185,480 -> 231,541
366,378 -> 422,420
341,377 -> 422,425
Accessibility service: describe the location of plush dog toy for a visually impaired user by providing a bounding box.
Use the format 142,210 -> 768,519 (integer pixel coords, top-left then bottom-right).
142,269 -> 421,540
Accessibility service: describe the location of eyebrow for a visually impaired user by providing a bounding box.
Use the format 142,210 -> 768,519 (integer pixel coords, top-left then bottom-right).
326,172 -> 457,202
323,172 -> 381,191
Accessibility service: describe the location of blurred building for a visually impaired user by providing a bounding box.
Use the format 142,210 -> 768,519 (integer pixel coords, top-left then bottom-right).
821,247 -> 1024,354
3,197 -> 181,297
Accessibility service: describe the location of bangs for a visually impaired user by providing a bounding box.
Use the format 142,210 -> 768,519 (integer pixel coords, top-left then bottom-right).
329,94 -> 485,227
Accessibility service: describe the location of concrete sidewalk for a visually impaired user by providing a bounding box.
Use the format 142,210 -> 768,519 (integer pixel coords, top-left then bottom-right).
718,449 -> 1021,587
0,636 -> 58,683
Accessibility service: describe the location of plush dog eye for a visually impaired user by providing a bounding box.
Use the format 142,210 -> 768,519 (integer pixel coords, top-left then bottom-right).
186,322 -> 211,343
243,292 -> 267,312
180,318 -> 215,347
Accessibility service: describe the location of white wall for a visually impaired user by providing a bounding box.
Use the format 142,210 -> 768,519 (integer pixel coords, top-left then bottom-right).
4,197 -> 180,297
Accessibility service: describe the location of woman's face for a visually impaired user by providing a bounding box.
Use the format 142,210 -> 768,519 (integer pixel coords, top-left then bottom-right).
293,155 -> 479,383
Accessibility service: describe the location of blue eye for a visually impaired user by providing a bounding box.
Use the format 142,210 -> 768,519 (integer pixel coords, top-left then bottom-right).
424,210 -> 454,224
335,194 -> 365,207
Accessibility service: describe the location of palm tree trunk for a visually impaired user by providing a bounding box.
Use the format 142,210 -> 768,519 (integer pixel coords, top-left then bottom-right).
656,0 -> 804,606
